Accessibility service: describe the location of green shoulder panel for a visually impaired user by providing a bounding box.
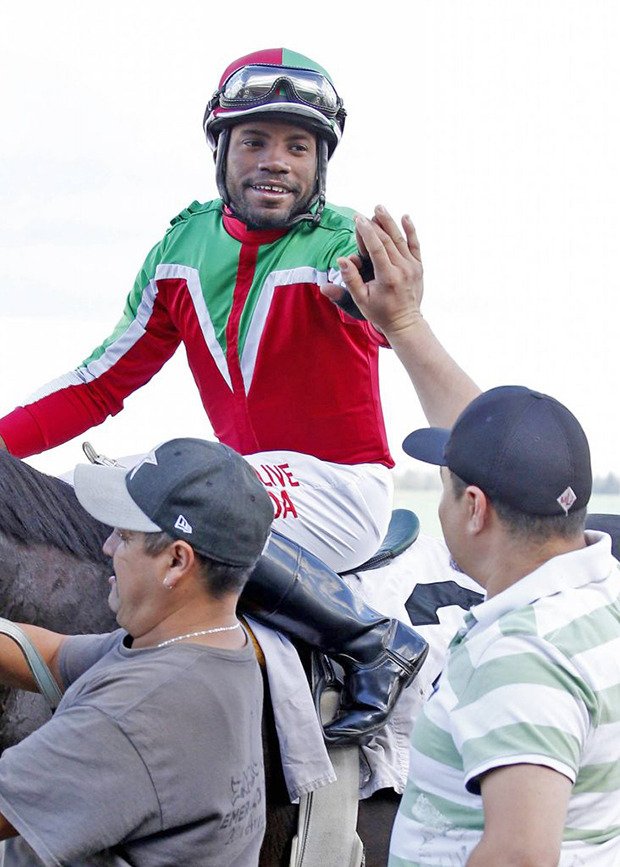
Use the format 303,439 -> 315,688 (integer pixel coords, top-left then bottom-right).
322,201 -> 358,224
167,199 -> 220,228
287,201 -> 358,271
82,200 -> 227,365
159,199 -> 228,265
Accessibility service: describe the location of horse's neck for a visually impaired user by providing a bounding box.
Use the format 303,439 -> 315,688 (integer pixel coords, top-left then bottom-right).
0,451 -> 109,562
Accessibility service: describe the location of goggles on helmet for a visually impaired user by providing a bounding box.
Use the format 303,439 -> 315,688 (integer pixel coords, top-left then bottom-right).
217,63 -> 343,117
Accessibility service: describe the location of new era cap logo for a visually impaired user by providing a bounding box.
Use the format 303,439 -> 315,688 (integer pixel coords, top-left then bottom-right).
557,486 -> 577,515
174,514 -> 193,534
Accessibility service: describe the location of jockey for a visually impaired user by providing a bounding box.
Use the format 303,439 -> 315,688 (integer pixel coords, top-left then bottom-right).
0,49 -> 476,743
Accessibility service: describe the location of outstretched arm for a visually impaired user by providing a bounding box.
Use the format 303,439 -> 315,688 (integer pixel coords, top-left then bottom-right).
322,205 -> 480,427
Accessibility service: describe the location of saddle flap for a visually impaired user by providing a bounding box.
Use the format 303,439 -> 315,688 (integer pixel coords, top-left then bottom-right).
341,509 -> 420,575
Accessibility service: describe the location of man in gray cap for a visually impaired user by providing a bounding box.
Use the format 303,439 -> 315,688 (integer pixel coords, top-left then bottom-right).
388,387 -> 620,866
0,438 -> 274,866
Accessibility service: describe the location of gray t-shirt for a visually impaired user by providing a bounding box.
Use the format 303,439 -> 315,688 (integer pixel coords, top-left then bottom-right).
0,629 -> 265,866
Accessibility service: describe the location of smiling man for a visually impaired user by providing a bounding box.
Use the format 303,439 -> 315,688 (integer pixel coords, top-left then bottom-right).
224,120 -> 318,228
0,48 -> 477,743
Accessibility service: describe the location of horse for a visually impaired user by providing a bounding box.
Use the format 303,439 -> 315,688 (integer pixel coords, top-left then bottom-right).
0,449 -> 405,866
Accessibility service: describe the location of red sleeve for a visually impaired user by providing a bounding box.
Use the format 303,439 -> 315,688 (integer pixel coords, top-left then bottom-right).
0,296 -> 181,458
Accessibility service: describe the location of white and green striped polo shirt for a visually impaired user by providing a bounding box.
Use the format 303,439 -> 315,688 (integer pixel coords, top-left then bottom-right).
389,531 -> 620,866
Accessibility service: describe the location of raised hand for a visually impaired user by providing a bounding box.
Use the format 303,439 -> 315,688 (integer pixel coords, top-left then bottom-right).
322,205 -> 424,339
323,204 -> 480,426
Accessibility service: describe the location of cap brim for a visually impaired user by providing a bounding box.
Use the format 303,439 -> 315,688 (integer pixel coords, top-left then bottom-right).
402,427 -> 450,465
74,463 -> 161,532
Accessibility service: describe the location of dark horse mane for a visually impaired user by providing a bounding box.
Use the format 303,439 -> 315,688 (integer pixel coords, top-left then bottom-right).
0,450 -> 109,563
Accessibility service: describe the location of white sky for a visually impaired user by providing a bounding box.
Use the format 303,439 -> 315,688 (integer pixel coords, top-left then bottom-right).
1,0 -> 619,478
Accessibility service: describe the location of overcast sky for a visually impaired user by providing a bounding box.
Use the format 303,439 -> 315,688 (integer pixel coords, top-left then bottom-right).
1,0 -> 619,478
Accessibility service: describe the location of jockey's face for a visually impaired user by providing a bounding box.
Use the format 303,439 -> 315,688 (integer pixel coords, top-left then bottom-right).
225,120 -> 317,229
103,528 -> 170,637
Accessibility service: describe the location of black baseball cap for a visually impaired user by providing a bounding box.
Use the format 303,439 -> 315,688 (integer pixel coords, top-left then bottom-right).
402,386 -> 592,516
74,438 -> 274,566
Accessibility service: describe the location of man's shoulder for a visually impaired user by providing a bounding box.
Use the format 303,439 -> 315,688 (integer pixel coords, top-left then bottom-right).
318,201 -> 357,232
283,202 -> 357,263
167,199 -> 222,230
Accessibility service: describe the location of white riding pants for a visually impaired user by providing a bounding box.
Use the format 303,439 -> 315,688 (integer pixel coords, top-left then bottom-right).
243,451 -> 393,573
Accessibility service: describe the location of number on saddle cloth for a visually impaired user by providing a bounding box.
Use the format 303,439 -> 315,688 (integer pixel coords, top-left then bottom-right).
342,508 -> 484,626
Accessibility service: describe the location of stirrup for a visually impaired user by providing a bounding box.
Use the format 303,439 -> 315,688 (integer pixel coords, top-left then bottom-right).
82,441 -> 119,467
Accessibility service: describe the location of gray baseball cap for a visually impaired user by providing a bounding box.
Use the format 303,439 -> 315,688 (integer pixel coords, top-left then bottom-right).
74,438 -> 274,566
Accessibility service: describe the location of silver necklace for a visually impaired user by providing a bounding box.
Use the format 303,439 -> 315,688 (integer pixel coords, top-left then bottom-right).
157,623 -> 241,648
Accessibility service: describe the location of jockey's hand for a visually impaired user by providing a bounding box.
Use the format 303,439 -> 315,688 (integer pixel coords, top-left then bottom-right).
321,205 -> 423,338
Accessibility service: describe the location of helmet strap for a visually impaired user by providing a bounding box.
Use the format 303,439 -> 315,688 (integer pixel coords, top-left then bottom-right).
285,137 -> 328,227
214,128 -> 231,207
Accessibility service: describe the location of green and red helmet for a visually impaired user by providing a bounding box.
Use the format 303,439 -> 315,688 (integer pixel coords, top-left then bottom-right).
204,48 -> 346,157
203,48 -> 347,224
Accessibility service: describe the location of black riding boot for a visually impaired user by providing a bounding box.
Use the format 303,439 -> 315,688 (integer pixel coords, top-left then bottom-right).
240,531 -> 429,745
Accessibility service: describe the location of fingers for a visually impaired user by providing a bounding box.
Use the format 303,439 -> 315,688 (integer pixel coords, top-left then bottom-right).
336,256 -> 366,298
358,206 -> 418,270
401,214 -> 421,264
374,206 -> 423,264
348,252 -> 363,270
354,216 -> 395,275
355,220 -> 369,260
373,205 -> 411,260
320,255 -> 366,304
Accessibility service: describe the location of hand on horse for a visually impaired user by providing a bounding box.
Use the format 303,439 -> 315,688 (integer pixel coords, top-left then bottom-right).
321,205 -> 424,339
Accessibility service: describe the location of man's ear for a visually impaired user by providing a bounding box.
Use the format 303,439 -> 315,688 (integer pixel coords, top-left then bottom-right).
466,486 -> 491,535
163,540 -> 195,589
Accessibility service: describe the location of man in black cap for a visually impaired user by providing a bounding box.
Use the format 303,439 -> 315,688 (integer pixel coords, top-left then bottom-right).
0,438 -> 274,866
388,387 -> 620,866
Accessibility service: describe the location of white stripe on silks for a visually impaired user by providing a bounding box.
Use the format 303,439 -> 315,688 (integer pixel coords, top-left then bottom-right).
24,369 -> 90,404
240,266 -> 328,392
85,280 -> 159,380
328,265 -> 345,289
155,263 -> 232,390
25,280 -> 161,405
